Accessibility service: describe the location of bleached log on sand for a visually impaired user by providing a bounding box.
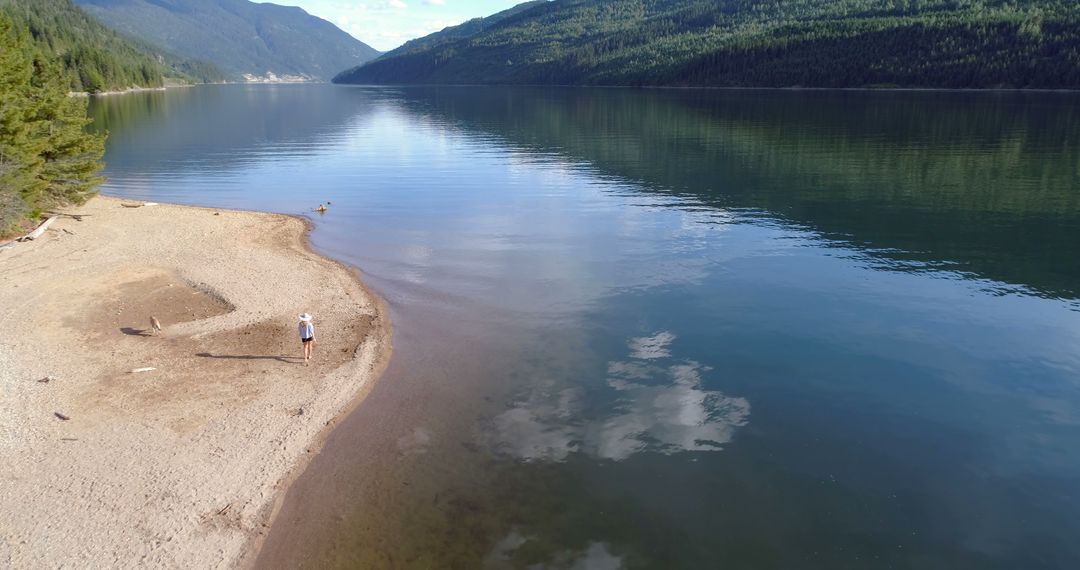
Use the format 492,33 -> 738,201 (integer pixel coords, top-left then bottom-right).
19,216 -> 56,241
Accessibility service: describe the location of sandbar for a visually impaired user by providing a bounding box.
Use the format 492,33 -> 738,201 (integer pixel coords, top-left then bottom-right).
0,196 -> 390,568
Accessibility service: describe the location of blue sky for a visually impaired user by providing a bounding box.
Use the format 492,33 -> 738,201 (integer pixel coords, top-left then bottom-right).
283,1 -> 525,51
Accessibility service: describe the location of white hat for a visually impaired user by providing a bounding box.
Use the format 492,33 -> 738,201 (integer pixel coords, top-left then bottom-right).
299,313 -> 313,322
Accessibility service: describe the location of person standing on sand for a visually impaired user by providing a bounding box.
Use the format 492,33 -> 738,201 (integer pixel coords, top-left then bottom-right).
298,313 -> 316,364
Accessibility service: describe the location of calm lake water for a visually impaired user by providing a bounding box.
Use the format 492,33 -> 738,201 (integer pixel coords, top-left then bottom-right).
89,85 -> 1080,569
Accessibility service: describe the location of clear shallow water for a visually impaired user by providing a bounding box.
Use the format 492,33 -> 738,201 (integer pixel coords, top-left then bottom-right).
89,85 -> 1080,569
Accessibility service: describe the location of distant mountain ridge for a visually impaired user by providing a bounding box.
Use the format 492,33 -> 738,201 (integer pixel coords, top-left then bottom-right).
334,0 -> 1080,89
75,0 -> 380,81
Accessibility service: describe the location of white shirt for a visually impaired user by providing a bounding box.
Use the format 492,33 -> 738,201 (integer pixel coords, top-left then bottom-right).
299,321 -> 314,340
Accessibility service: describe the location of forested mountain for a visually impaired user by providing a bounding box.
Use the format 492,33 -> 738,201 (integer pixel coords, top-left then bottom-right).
74,0 -> 380,81
1,12 -> 105,236
0,0 -> 222,92
335,0 -> 1080,88
389,1 -> 548,56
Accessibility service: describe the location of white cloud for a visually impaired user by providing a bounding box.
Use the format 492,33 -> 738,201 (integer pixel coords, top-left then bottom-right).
284,1 -> 519,51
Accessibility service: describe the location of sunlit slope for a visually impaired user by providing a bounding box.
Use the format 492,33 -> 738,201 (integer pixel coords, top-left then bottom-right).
76,0 -> 379,81
0,0 -> 222,91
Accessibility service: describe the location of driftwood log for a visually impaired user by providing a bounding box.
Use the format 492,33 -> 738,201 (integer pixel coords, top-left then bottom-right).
18,216 -> 56,242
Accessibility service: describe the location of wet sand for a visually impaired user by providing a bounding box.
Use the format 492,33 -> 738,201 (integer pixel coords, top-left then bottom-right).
0,196 -> 390,568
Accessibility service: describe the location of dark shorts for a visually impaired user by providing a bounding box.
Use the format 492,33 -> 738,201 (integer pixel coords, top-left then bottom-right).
301,337 -> 313,343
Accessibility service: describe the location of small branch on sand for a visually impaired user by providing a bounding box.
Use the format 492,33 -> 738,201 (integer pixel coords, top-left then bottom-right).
45,212 -> 90,221
129,367 -> 157,373
121,203 -> 144,208
54,412 -> 70,421
217,503 -> 231,516
38,376 -> 55,383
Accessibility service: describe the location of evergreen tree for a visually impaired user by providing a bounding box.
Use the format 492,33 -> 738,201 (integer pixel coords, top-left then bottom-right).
0,0 -> 166,92
0,12 -> 105,236
0,0 -> 226,92
0,13 -> 43,230
33,55 -> 105,208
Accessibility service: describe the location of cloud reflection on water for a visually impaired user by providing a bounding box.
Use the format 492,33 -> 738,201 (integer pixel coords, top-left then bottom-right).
487,332 -> 750,462
627,331 -> 675,359
484,528 -> 624,570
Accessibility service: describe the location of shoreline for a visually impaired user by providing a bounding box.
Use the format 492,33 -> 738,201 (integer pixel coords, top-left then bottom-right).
70,85 -> 170,98
71,80 -> 331,98
334,82 -> 1080,94
235,213 -> 394,569
0,196 -> 391,567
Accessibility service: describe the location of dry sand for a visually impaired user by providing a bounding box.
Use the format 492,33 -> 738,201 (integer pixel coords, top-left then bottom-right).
0,196 -> 390,568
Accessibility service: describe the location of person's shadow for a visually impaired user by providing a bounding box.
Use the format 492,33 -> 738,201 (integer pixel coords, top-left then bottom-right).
196,352 -> 300,363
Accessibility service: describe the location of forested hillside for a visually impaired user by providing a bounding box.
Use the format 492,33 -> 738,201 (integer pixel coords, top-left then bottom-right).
75,0 -> 380,81
0,0 -> 221,92
335,0 -> 1080,88
1,12 -> 105,236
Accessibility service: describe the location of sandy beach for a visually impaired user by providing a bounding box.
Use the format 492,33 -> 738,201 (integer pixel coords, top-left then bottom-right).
0,196 -> 390,568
